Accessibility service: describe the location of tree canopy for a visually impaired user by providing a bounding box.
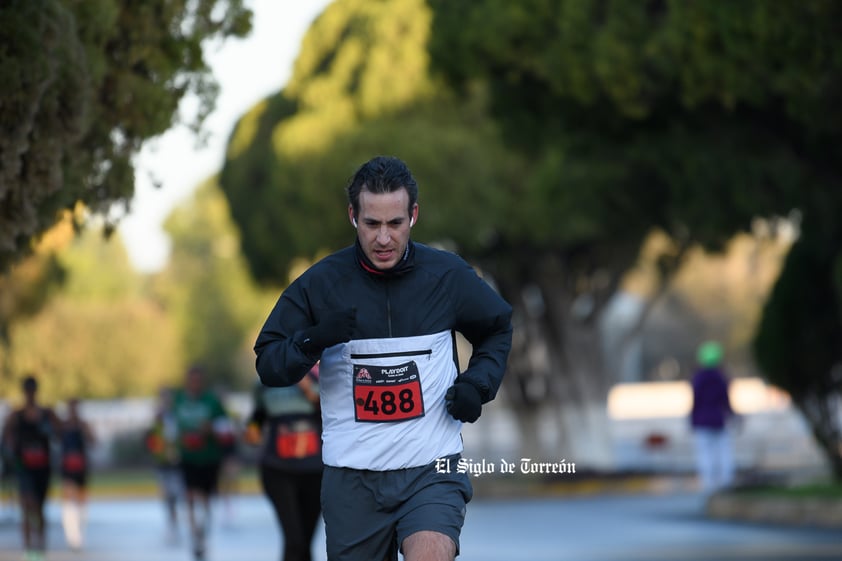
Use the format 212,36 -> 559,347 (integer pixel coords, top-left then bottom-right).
1,226 -> 182,401
427,0 -> 842,474
158,177 -> 277,389
427,0 -> 842,252
0,0 -> 251,270
0,179 -> 276,401
220,0 -> 524,285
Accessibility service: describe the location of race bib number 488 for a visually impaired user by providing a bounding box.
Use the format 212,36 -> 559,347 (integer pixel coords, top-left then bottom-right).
353,360 -> 425,422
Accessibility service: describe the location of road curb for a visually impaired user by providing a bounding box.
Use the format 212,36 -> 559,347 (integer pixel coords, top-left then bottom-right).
706,492 -> 842,529
470,473 -> 696,499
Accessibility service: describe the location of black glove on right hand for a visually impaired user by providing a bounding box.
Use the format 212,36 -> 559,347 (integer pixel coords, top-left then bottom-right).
445,378 -> 483,423
300,308 -> 356,355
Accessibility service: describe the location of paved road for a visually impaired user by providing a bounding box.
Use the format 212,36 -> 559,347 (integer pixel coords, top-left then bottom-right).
1,491 -> 841,561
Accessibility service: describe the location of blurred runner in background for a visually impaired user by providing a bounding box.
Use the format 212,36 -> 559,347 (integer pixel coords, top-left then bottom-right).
248,362 -> 323,561
173,366 -> 229,560
1,375 -> 62,561
690,340 -> 737,494
213,397 -> 241,528
0,422 -> 18,523
58,397 -> 96,551
145,386 -> 185,544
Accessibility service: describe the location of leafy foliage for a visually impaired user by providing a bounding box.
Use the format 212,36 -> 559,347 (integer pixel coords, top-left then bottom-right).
158,178 -> 278,389
2,228 -> 182,401
427,0 -> 842,471
0,220 -> 70,343
220,0 -> 524,284
0,214 -> 72,388
1,179 -> 279,401
754,226 -> 842,399
9,297 -> 182,401
753,223 -> 842,475
0,0 -> 252,269
426,0 -> 841,252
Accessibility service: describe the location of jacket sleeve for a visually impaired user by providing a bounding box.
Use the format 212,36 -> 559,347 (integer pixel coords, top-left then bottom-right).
254,279 -> 321,387
452,262 -> 513,404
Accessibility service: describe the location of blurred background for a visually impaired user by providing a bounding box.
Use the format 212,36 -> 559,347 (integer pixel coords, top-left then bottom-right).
1,0 -> 841,515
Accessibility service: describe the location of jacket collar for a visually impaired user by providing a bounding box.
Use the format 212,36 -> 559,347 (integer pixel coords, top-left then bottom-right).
355,238 -> 415,277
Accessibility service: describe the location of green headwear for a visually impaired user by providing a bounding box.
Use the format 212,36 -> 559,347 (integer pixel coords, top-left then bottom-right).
697,341 -> 723,368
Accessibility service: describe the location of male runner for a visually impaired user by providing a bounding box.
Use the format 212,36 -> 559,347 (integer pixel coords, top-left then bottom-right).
255,155 -> 512,561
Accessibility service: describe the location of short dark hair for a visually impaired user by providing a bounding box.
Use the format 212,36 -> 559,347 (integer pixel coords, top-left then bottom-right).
22,375 -> 38,393
346,156 -> 418,218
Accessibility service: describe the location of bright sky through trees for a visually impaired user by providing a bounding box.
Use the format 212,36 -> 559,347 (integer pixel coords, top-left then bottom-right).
118,0 -> 332,273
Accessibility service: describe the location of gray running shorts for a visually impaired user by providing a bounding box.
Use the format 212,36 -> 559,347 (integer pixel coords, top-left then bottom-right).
321,454 -> 472,561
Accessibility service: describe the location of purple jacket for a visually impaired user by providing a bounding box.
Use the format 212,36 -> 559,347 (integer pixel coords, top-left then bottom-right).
690,367 -> 732,429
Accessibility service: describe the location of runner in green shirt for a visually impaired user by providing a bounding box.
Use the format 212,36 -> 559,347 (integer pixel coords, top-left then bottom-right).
173,365 -> 229,560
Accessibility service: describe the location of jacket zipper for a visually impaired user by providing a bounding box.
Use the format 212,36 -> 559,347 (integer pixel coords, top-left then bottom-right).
351,349 -> 433,360
385,282 -> 392,337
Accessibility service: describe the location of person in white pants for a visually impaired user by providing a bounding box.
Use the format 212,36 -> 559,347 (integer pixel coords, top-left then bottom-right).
690,341 -> 737,494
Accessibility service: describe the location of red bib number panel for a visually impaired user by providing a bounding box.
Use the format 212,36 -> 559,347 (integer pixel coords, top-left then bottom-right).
62,451 -> 86,473
353,360 -> 425,423
21,445 -> 49,469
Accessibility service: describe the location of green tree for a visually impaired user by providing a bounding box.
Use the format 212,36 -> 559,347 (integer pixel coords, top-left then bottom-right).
0,218 -> 70,390
157,178 -> 277,390
5,227 -> 181,401
754,220 -> 842,477
220,0 -> 525,283
3,180 -> 282,401
0,0 -> 252,270
426,0 -> 842,471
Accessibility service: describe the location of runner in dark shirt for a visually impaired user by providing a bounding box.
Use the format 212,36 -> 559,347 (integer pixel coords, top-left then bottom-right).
1,375 -> 61,561
249,363 -> 322,561
59,397 -> 96,550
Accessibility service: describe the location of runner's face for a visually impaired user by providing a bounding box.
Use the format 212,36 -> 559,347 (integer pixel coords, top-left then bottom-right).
351,188 -> 417,270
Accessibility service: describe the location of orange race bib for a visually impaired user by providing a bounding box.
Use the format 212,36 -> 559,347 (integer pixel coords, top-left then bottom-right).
353,360 -> 425,423
244,423 -> 262,446
275,424 -> 319,459
146,433 -> 164,454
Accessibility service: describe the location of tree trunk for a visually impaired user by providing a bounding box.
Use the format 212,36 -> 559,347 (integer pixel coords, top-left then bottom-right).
500,282 -> 573,462
797,394 -> 842,480
493,254 -> 623,471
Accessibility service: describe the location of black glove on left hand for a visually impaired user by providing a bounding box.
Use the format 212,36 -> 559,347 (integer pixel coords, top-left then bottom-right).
445,378 -> 482,423
300,308 -> 357,355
